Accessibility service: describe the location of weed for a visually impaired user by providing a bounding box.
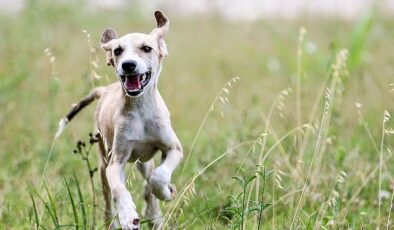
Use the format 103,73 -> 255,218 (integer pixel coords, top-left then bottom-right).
72,133 -> 100,228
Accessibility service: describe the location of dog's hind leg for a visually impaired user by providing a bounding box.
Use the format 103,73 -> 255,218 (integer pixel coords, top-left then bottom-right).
98,138 -> 119,229
137,160 -> 163,230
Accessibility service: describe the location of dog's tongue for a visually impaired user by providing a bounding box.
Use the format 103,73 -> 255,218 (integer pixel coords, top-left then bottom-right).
125,75 -> 141,91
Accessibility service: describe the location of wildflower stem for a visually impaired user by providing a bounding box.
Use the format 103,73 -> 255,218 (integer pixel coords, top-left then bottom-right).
378,112 -> 387,230
83,145 -> 97,228
387,187 -> 394,230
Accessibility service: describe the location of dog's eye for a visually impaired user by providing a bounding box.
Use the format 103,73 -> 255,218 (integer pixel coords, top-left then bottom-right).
113,47 -> 123,56
141,46 -> 152,53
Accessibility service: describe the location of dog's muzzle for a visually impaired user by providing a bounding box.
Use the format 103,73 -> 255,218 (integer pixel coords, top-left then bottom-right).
119,71 -> 152,97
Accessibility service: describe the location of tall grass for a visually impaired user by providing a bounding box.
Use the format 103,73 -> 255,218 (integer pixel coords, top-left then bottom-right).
0,1 -> 393,229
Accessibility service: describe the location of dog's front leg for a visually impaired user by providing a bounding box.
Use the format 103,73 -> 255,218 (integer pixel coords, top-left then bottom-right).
150,142 -> 183,201
106,136 -> 140,229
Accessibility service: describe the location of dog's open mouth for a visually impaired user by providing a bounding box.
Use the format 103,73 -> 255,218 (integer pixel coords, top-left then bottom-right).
120,71 -> 151,96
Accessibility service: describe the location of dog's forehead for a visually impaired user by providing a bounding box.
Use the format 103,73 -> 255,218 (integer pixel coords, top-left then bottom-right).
118,33 -> 156,46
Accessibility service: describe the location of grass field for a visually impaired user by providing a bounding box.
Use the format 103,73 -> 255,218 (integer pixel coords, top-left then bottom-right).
0,1 -> 393,229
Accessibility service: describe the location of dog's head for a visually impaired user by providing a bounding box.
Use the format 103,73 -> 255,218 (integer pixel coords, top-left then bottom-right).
100,11 -> 169,97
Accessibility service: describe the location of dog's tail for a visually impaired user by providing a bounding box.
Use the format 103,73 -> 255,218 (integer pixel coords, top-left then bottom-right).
55,87 -> 106,138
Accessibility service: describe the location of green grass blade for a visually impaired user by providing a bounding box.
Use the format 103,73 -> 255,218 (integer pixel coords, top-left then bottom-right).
348,9 -> 374,70
43,180 -> 59,227
31,186 -> 59,228
58,224 -> 83,228
28,183 -> 40,230
63,177 -> 79,230
73,174 -> 87,229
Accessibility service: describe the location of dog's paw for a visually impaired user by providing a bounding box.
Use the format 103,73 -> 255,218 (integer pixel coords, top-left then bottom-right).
115,192 -> 140,230
149,167 -> 176,201
151,219 -> 164,230
152,183 -> 177,201
119,216 -> 140,230
142,211 -> 164,230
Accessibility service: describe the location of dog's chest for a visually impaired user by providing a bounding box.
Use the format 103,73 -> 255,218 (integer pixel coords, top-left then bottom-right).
123,111 -> 164,139
122,111 -> 167,161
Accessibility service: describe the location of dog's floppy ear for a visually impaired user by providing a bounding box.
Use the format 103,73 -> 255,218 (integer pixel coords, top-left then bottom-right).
101,28 -> 117,66
150,10 -> 169,58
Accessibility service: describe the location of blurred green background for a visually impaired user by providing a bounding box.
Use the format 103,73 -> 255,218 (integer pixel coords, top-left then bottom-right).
0,0 -> 393,229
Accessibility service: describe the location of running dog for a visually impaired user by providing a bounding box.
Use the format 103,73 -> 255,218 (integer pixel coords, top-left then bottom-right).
57,11 -> 182,230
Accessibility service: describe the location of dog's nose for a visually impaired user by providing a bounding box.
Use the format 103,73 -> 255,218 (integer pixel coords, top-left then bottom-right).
122,60 -> 137,73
